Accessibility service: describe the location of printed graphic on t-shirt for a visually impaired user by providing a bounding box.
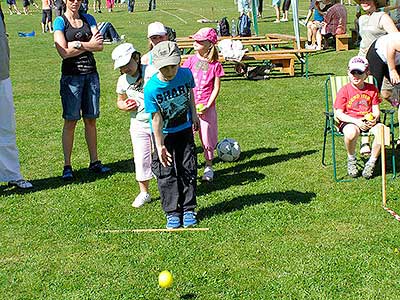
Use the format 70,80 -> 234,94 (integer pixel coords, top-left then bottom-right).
194,60 -> 209,72
346,93 -> 371,116
154,83 -> 191,128
126,82 -> 145,113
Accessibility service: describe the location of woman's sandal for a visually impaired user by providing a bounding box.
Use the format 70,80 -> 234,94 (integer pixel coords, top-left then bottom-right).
360,143 -> 371,156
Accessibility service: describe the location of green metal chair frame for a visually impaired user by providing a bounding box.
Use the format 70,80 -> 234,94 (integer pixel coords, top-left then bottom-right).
322,75 -> 396,182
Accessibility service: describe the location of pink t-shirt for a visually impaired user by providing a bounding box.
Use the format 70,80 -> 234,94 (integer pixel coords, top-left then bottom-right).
334,82 -> 381,118
182,54 -> 225,106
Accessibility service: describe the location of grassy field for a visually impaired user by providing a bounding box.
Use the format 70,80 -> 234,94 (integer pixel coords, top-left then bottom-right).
1,0 -> 400,299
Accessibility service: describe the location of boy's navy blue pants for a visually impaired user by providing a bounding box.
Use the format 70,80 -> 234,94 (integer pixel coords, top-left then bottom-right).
152,128 -> 197,216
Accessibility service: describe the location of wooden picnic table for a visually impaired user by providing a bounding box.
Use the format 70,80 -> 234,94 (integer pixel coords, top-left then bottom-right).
177,38 -> 290,53
176,35 -> 269,43
266,33 -> 308,49
181,48 -> 317,78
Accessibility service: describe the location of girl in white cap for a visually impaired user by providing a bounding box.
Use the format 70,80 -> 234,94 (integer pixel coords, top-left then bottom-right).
112,43 -> 153,208
141,21 -> 169,83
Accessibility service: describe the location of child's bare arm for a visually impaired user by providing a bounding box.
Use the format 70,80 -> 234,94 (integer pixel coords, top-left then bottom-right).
188,90 -> 199,131
116,93 -> 137,111
152,112 -> 172,167
387,39 -> 400,84
54,28 -> 103,58
335,109 -> 368,131
206,76 -> 221,109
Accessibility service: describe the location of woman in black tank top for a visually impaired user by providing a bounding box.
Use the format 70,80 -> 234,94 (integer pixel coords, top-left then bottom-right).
54,0 -> 110,180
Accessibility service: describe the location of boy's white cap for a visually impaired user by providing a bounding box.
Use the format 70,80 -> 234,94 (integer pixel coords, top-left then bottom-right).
111,43 -> 136,70
152,41 -> 181,70
147,22 -> 167,38
348,56 -> 369,72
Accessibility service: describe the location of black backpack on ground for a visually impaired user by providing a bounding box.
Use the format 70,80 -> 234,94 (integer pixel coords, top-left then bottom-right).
165,26 -> 176,42
238,13 -> 251,37
219,17 -> 230,36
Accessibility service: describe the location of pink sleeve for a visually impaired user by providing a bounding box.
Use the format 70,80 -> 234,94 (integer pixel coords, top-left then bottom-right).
181,55 -> 193,68
214,62 -> 225,77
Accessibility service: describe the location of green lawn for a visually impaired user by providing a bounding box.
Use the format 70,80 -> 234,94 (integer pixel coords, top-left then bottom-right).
1,0 -> 400,299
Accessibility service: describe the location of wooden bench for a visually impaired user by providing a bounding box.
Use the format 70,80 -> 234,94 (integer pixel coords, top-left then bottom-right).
266,33 -> 307,49
237,52 -> 296,76
335,34 -> 351,51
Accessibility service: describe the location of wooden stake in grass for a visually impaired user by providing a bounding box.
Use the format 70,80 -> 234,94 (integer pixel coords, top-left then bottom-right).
377,124 -> 390,207
380,124 -> 387,207
100,228 -> 210,234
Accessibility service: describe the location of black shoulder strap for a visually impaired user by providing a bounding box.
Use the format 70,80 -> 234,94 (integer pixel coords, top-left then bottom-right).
0,7 -> 5,29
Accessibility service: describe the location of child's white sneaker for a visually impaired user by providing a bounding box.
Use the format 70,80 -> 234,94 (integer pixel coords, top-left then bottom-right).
132,192 -> 151,208
202,166 -> 214,182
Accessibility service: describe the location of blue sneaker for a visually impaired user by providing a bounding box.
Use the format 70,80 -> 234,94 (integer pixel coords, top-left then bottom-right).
183,211 -> 197,228
166,214 -> 181,229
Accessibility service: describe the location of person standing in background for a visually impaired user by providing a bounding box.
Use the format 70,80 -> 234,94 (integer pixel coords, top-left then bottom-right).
148,0 -> 156,11
127,0 -> 135,13
6,0 -> 21,15
41,0 -> 53,33
106,0 -> 114,12
0,5 -> 33,189
141,21 -> 169,83
238,0 -> 251,16
357,0 -> 397,153
272,0 -> 281,23
93,0 -> 102,13
281,0 -> 291,21
258,0 -> 263,18
54,0 -> 66,17
53,0 -> 111,180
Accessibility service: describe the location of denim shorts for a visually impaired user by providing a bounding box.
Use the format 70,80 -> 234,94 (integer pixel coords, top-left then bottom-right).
60,72 -> 100,120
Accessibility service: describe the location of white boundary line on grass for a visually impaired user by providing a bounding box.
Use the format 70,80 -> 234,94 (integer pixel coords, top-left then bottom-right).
159,9 -> 188,24
178,8 -> 208,20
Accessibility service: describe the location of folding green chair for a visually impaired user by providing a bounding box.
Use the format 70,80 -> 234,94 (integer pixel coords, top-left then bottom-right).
322,75 -> 396,182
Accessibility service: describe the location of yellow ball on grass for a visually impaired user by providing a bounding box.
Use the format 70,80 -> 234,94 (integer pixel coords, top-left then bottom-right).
158,270 -> 173,288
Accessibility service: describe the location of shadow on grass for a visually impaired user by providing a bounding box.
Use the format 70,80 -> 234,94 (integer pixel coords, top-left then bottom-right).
324,142 -> 399,180
198,190 -> 316,221
180,293 -> 197,299
0,159 -> 134,196
197,146 -> 278,167
198,149 -> 317,196
219,149 -> 317,174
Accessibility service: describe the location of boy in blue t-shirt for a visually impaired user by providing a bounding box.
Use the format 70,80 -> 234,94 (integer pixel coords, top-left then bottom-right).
144,41 -> 200,229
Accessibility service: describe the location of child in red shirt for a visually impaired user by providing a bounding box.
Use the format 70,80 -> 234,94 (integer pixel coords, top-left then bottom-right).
334,56 -> 383,179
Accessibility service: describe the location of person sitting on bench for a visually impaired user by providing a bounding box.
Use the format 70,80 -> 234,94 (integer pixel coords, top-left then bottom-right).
305,0 -> 334,50
317,0 -> 347,49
